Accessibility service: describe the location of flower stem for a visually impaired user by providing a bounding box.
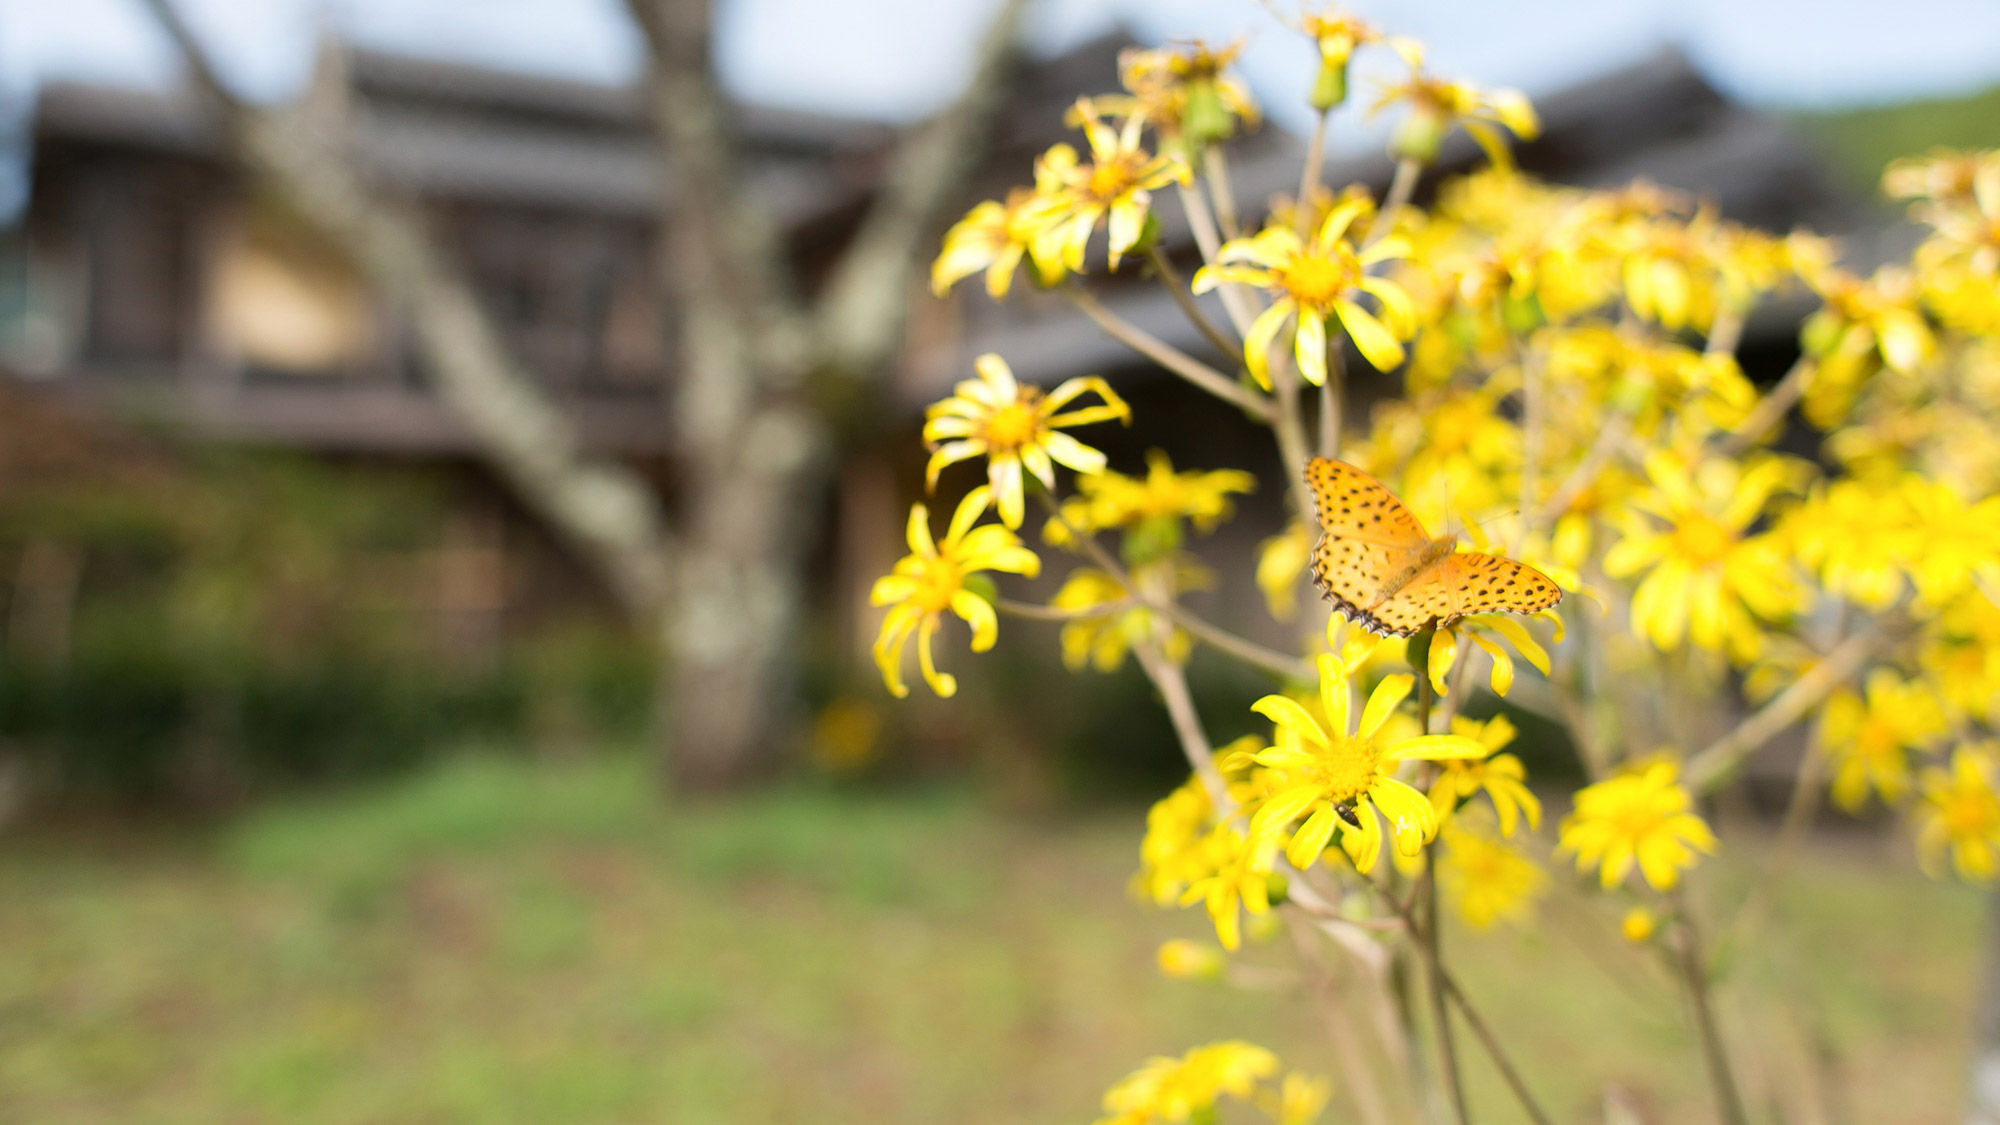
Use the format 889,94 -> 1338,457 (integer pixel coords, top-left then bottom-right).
1032,490 -> 1310,682
1064,287 -> 1273,421
1716,355 -> 1815,458
1147,244 -> 1239,358
1132,633 -> 1228,806
1413,654 -> 1472,1125
1295,110 -> 1330,238
1363,158 -> 1423,247
1673,895 -> 1752,1125
1270,356 -> 1321,528
1684,620 -> 1890,792
1364,859 -> 1559,1125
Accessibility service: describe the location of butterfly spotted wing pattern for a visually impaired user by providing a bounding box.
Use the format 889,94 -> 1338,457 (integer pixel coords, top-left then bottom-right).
1370,553 -> 1564,635
1303,458 -> 1433,635
1304,457 -> 1564,636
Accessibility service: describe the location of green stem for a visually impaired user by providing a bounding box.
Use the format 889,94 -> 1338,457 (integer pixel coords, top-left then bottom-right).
1413,649 -> 1471,1125
1673,894 -> 1752,1125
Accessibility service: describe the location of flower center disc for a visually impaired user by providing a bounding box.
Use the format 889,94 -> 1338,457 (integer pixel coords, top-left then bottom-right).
1673,514 -> 1733,566
984,403 -> 1039,451
1309,737 -> 1381,805
1281,254 -> 1355,310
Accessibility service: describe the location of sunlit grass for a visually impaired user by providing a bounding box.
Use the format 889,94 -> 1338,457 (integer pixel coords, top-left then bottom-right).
0,752 -> 1979,1124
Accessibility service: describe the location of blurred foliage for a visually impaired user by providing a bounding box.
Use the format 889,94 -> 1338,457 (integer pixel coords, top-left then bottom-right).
0,448 -> 654,805
1801,84 -> 2000,195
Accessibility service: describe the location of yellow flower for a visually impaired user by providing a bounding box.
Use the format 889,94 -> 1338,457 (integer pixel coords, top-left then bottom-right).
1373,48 -> 1539,167
1117,41 -> 1260,149
1050,562 -> 1198,672
1423,610 -> 1559,700
1256,520 -> 1314,621
1193,200 -> 1416,385
1048,450 -> 1255,545
1268,1071 -> 1334,1125
1179,825 -> 1279,951
1136,775 -> 1216,905
1246,656 -> 1487,874
1900,480 -> 2000,609
1430,715 -> 1543,836
1156,939 -> 1226,981
1914,747 -> 2000,883
1604,451 -> 1802,662
923,353 -> 1130,528
1621,907 -> 1658,943
1438,818 -> 1547,930
1557,760 -> 1717,891
1784,478 -> 1917,611
1798,265 -> 1935,427
1298,10 -> 1398,109
930,186 -> 1069,299
869,487 -> 1039,698
1818,669 -> 1947,811
1095,1041 -> 1282,1125
1921,590 -> 2000,723
1036,100 -> 1190,273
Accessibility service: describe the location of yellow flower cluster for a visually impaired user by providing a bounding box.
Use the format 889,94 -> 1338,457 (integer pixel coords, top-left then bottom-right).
1095,1042 -> 1328,1125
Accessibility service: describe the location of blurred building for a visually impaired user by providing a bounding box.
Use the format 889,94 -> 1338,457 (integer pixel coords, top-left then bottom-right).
0,35 -> 1874,656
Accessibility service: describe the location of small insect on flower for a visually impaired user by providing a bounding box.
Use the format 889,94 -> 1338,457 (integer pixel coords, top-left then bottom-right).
1246,654 -> 1487,874
924,353 -> 1130,529
1302,458 -> 1563,637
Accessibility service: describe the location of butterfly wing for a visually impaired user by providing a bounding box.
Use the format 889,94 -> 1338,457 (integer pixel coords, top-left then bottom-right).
1373,552 -> 1564,635
1304,458 -> 1433,635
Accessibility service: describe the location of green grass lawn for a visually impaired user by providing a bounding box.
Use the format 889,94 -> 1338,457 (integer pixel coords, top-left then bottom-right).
0,753 -> 1982,1124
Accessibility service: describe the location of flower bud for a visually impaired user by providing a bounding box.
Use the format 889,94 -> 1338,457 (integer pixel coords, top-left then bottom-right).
1310,61 -> 1349,112
1621,907 -> 1657,943
1390,107 -> 1447,165
1157,939 -> 1226,980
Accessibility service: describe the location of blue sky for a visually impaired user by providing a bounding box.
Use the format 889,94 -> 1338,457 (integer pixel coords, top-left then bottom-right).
3,0 -> 2000,217
6,0 -> 2000,116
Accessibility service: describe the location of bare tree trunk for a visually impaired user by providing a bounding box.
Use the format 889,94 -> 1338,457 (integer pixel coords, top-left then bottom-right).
146,0 -> 1025,790
630,0 -> 1027,788
1968,889 -> 2000,1124
137,0 -> 674,626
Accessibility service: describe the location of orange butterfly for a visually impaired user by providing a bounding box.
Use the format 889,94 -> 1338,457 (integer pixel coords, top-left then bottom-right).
1304,457 -> 1562,637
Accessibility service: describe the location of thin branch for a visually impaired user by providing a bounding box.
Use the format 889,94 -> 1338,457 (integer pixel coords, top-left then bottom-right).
1287,911 -> 1402,1125
1363,158 -> 1423,247
1160,602 -> 1315,681
142,0 -> 675,619
1206,145 -> 1242,239
1685,622 -> 1889,792
1149,245 -> 1239,359
1177,181 -> 1258,335
1134,633 -> 1229,804
1270,353 -> 1321,528
1673,895 -> 1752,1125
1065,288 -> 1274,421
1318,349 -> 1345,459
1438,974 -> 1558,1125
1716,356 -> 1816,459
1295,111 -> 1330,238
810,0 -> 1031,373
993,596 -> 1124,622
1362,856 -> 1558,1125
1416,671 -> 1472,1125
1531,413 -> 1632,530
1036,491 -> 1307,681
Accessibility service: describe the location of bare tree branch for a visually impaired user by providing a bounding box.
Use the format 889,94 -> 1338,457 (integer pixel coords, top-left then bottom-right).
811,0 -> 1030,375
138,0 -> 674,619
